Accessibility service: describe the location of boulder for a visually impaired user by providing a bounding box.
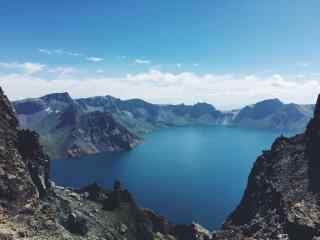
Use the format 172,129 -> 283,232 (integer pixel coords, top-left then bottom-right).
65,212 -> 89,236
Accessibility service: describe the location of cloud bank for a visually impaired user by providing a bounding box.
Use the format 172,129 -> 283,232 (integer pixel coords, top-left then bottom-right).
0,62 -> 319,109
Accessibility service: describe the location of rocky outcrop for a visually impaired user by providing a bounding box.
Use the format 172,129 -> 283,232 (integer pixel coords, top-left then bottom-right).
66,111 -> 141,158
174,223 -> 212,240
17,129 -> 50,199
214,94 -> 320,239
0,88 -> 38,211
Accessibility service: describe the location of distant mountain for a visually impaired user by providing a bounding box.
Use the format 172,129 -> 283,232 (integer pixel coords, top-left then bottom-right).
14,93 -> 314,159
76,95 -> 313,133
233,99 -> 314,132
76,96 -> 228,134
14,93 -> 141,159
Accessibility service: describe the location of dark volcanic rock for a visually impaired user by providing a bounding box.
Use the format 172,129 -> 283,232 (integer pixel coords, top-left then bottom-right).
174,223 -> 211,240
103,181 -> 135,211
143,209 -> 173,235
17,129 -> 51,199
0,88 -> 38,211
306,95 -> 320,192
77,182 -> 110,203
215,94 -> 320,239
65,212 -> 89,236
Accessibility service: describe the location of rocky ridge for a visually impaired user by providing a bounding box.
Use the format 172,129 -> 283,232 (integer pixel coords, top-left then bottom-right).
14,93 -> 313,159
213,94 -> 320,239
14,93 -> 141,159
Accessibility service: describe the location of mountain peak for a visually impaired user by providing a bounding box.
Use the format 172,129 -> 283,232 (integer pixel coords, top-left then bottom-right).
256,98 -> 283,106
41,92 -> 73,103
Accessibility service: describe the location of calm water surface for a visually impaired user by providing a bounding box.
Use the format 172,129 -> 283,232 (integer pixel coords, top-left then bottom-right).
51,126 -> 282,229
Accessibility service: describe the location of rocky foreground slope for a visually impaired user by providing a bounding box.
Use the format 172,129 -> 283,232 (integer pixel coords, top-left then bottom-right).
213,95 -> 320,239
0,87 -> 210,240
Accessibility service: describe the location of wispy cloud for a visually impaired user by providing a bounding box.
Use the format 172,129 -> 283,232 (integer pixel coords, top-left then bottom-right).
38,48 -> 103,63
0,62 -> 46,74
193,63 -> 199,67
134,59 -> 151,65
176,63 -> 182,68
86,57 -> 104,62
39,48 -> 52,55
38,48 -> 83,57
47,66 -> 78,77
54,49 -> 83,57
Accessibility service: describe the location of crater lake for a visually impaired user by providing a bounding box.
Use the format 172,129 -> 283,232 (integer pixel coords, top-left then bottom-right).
51,125 -> 283,229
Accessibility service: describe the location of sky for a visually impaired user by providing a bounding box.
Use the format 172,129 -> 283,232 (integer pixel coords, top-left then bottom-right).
0,0 -> 320,109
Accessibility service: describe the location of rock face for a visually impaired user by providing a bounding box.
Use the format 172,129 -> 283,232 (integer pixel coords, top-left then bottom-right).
0,88 -> 39,211
14,93 -> 141,159
66,111 -> 141,158
17,129 -> 50,199
214,94 -> 320,239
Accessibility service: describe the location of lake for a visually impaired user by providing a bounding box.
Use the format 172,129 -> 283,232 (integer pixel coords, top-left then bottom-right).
51,125 -> 281,229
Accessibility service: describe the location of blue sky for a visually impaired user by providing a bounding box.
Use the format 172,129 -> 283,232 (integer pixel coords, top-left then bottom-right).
0,0 -> 320,109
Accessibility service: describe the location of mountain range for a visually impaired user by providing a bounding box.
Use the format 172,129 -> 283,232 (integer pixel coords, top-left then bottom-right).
13,93 -> 314,159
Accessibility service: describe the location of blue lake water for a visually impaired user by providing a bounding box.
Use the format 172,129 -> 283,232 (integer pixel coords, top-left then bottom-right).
51,126 -> 282,229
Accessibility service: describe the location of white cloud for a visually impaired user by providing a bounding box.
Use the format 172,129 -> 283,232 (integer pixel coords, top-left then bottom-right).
56,49 -> 82,56
134,59 -> 151,65
48,66 -> 78,77
86,57 -> 104,62
38,48 -> 52,55
38,48 -> 83,57
0,62 -> 46,74
176,63 -> 182,68
1,66 -> 319,109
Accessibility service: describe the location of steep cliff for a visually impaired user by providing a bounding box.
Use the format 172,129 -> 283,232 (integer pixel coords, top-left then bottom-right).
14,93 -> 141,159
214,94 -> 320,239
0,88 -> 49,212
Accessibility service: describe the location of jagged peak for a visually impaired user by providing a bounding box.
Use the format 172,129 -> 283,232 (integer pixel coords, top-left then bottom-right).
40,92 -> 73,103
193,102 -> 217,110
254,98 -> 284,106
